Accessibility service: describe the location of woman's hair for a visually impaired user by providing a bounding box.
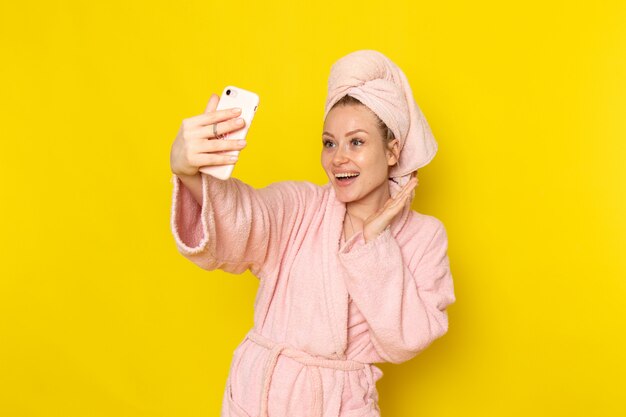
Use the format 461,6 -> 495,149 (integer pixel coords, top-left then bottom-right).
331,95 -> 395,143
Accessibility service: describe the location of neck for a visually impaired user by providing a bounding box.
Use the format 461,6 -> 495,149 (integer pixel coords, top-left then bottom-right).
345,182 -> 391,222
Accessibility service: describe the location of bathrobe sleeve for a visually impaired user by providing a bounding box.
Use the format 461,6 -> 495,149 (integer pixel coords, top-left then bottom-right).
170,173 -> 315,277
337,217 -> 456,364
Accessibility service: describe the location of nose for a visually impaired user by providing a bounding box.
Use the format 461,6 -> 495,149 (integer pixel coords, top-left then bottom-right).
332,144 -> 349,166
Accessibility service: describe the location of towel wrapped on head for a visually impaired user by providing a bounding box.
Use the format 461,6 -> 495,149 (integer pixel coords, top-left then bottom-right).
323,50 -> 438,190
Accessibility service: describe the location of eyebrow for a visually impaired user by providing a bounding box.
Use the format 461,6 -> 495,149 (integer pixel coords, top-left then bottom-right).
322,129 -> 369,138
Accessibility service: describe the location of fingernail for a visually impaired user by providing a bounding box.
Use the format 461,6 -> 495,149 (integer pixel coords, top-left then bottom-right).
229,155 -> 238,161
232,108 -> 242,114
238,140 -> 247,146
235,118 -> 244,125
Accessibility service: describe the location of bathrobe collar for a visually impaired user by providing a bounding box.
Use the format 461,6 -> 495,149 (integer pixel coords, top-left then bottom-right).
321,180 -> 412,359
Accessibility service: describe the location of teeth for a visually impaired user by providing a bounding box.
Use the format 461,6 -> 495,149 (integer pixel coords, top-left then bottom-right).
335,173 -> 359,179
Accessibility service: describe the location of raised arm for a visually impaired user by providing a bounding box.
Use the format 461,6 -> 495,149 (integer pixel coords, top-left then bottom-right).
171,173 -> 313,277
169,93 -> 288,276
338,217 -> 456,364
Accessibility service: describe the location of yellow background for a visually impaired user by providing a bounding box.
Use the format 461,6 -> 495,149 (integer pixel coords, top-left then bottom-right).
1,1 -> 625,416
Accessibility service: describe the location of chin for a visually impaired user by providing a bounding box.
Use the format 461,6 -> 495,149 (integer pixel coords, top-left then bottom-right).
331,186 -> 360,203
335,194 -> 353,203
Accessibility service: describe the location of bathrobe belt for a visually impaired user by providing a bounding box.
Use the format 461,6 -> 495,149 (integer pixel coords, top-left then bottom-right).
246,330 -> 368,417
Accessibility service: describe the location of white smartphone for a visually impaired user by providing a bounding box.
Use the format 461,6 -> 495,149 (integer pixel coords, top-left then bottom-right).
199,86 -> 260,180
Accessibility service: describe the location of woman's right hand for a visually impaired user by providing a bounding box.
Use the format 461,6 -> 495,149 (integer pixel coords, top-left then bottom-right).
170,94 -> 248,177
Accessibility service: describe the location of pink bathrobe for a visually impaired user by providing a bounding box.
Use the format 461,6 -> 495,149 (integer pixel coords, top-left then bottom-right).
170,173 -> 456,417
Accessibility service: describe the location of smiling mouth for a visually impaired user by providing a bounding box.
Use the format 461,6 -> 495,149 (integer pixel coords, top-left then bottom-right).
334,172 -> 360,182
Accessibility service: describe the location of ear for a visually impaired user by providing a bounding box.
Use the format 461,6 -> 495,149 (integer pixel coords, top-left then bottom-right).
386,139 -> 400,166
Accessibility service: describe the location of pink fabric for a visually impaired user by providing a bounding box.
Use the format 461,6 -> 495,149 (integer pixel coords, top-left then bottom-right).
170,173 -> 456,417
324,50 -> 438,187
342,298 -> 380,409
345,297 -> 379,362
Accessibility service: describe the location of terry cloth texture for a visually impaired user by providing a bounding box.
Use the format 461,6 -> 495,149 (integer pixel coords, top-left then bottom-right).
170,173 -> 456,417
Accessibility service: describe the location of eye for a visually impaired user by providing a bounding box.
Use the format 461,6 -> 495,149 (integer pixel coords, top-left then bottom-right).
322,139 -> 335,148
351,138 -> 364,146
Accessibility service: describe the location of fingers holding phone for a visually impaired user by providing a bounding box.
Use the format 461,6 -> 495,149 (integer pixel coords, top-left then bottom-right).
188,108 -> 246,141
170,88 -> 258,178
199,86 -> 259,179
170,107 -> 246,177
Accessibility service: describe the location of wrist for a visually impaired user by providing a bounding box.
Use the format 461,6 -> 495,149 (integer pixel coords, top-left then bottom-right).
363,225 -> 391,243
173,168 -> 200,179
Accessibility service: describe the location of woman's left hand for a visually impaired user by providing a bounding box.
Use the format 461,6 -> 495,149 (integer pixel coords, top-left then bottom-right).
362,173 -> 418,243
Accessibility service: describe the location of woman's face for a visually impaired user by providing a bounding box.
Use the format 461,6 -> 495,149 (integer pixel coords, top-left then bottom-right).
321,104 -> 399,205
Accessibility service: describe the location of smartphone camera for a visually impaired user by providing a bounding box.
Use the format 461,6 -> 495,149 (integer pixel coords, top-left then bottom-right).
226,89 -> 231,96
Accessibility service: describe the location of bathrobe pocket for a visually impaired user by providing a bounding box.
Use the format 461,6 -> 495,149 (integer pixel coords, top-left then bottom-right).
224,337 -> 267,417
340,365 -> 382,417
226,382 -> 253,417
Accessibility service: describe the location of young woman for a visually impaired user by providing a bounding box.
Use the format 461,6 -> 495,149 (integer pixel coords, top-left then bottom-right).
169,50 -> 456,417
